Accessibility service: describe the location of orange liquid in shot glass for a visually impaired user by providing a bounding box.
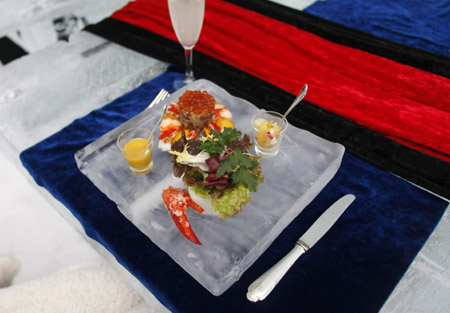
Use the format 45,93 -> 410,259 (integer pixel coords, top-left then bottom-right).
123,138 -> 153,174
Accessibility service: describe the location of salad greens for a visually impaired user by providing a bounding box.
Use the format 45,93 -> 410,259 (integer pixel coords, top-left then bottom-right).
199,128 -> 242,154
192,183 -> 252,219
170,128 -> 263,218
200,129 -> 260,192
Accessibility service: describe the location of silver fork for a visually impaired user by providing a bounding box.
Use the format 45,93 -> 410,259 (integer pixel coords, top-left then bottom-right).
146,89 -> 170,110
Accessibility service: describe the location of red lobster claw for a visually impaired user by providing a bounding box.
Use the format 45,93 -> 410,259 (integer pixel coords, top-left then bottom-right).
162,186 -> 204,245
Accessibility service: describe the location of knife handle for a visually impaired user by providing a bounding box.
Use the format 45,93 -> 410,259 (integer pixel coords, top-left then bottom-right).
247,244 -> 306,302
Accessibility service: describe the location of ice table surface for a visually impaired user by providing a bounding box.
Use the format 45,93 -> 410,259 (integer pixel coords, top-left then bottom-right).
75,79 -> 345,295
0,24 -> 449,311
0,31 -> 168,157
0,0 -> 130,37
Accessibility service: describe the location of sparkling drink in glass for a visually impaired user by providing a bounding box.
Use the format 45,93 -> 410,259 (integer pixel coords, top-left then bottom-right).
168,0 -> 205,89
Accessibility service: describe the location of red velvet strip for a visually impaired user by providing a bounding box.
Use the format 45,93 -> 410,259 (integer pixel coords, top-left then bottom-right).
111,0 -> 450,162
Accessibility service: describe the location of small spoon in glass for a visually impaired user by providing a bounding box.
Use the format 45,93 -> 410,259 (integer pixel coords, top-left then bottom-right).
282,84 -> 308,125
150,104 -> 168,136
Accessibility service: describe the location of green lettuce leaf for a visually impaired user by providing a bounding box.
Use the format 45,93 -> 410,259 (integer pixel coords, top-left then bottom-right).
191,183 -> 253,219
192,184 -> 211,198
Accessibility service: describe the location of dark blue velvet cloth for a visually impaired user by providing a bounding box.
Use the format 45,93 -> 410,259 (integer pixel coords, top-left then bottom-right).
305,0 -> 450,57
20,69 -> 448,313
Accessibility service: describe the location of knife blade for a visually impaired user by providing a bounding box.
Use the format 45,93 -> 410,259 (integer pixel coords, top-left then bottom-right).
247,194 -> 356,302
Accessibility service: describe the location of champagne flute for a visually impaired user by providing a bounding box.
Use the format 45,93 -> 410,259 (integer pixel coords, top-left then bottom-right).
168,0 -> 205,89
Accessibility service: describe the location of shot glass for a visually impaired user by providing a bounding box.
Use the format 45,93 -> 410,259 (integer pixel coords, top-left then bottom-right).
117,127 -> 154,174
251,111 -> 288,158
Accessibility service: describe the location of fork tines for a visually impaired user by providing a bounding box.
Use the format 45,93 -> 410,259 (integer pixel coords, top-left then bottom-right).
146,89 -> 170,110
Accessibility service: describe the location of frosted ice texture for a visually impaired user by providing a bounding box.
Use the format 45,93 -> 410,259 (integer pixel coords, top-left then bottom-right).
381,206 -> 450,313
0,0 -> 130,37
75,79 -> 345,295
1,0 -> 448,308
0,31 -> 168,154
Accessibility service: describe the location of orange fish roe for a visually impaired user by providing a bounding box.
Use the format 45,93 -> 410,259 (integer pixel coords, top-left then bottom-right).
178,91 -> 215,131
178,90 -> 215,115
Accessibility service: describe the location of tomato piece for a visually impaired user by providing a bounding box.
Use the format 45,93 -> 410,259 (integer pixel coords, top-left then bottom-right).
159,128 -> 178,140
187,130 -> 199,140
210,122 -> 221,132
168,105 -> 179,114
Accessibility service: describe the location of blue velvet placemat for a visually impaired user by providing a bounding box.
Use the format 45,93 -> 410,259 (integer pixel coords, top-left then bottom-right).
20,69 -> 448,313
305,0 -> 450,57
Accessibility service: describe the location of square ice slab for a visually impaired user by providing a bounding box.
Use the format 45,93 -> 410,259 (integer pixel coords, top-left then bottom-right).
75,79 -> 345,295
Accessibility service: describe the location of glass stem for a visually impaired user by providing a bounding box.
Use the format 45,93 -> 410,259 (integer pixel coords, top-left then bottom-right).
184,48 -> 195,83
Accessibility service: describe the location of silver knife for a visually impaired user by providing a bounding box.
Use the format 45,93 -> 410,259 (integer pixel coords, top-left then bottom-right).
247,194 -> 356,302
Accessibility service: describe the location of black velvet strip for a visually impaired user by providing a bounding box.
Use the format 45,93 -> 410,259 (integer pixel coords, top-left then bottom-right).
85,19 -> 450,199
224,0 -> 450,78
0,36 -> 28,65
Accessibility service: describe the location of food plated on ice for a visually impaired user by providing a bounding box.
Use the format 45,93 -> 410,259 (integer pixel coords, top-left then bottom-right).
160,90 -> 264,244
158,90 -> 233,151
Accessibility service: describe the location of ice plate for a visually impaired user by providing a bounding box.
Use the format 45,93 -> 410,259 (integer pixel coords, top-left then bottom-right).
75,79 -> 345,295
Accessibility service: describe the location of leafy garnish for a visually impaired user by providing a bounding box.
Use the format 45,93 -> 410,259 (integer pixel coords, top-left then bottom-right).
199,128 -> 242,155
231,167 -> 259,192
216,148 -> 258,177
216,156 -> 238,177
234,149 -> 258,170
199,128 -> 262,192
